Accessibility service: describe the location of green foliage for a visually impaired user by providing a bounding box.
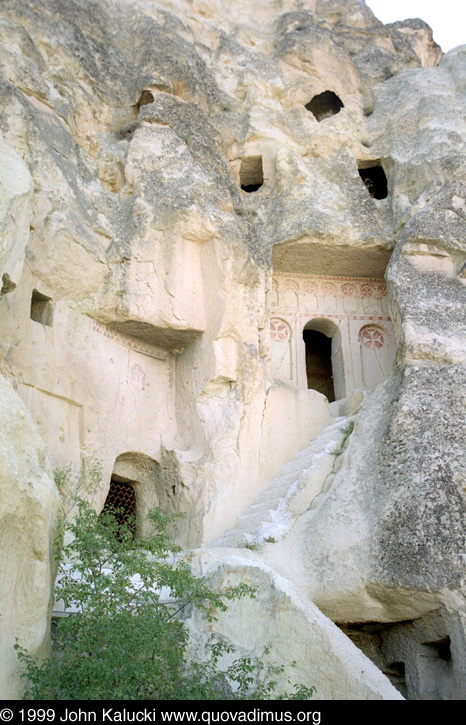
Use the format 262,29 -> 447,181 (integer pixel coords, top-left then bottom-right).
16,467 -> 315,701
239,540 -> 261,551
54,462 -> 101,516
331,419 -> 355,457
383,65 -> 394,80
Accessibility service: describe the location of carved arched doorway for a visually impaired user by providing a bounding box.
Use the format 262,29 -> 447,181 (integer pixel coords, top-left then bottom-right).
100,452 -> 162,539
302,319 -> 344,401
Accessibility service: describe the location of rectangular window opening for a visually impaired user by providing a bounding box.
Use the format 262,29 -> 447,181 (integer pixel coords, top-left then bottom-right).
240,155 -> 264,193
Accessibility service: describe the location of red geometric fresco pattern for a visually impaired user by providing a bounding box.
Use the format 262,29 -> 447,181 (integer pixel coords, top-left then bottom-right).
270,318 -> 291,342
272,276 -> 387,300
360,327 -> 384,349
361,285 -> 374,297
342,284 -> 355,296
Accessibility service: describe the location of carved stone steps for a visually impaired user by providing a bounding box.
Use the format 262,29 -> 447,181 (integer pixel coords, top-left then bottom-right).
213,414 -> 353,548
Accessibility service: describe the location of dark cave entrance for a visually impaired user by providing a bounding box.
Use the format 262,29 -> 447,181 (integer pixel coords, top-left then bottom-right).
240,155 -> 264,192
358,162 -> 388,199
303,328 -> 335,402
305,90 -> 344,122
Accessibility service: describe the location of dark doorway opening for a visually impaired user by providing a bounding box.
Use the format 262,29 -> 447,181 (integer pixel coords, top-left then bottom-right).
305,91 -> 344,122
100,478 -> 136,540
240,155 -> 264,192
303,329 -> 335,402
358,163 -> 388,199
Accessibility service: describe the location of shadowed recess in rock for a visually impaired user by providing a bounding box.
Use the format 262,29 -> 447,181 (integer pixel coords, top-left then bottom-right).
30,289 -> 53,326
305,91 -> 344,122
358,163 -> 388,200
135,90 -> 155,111
240,155 -> 264,192
340,616 -> 459,701
303,328 -> 335,402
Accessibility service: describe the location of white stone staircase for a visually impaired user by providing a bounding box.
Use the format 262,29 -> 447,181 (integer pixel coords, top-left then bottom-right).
213,413 -> 355,548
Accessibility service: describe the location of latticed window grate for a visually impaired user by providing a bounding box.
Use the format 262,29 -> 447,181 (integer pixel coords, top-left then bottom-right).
101,479 -> 136,538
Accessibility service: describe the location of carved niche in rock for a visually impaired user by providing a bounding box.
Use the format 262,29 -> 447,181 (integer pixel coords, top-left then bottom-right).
270,274 -> 395,400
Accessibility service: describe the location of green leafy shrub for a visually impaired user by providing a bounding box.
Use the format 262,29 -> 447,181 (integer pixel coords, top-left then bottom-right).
16,467 -> 315,700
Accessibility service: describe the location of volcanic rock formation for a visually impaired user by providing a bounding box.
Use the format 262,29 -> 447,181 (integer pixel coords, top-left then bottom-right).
0,0 -> 464,700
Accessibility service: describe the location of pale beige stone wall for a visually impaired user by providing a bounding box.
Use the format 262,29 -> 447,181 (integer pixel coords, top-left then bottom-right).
0,374 -> 58,700
258,382 -> 331,486
0,0 -> 464,701
0,132 -> 32,293
0,268 -> 178,515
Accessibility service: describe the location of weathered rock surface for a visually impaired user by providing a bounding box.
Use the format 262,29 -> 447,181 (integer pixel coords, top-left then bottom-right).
0,375 -> 58,699
0,132 -> 32,294
188,554 -> 404,700
0,0 -> 464,701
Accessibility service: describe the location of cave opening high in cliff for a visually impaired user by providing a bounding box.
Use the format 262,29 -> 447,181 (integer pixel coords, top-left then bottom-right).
240,155 -> 264,192
30,289 -> 53,327
135,90 -> 154,111
305,91 -> 344,122
358,162 -> 388,199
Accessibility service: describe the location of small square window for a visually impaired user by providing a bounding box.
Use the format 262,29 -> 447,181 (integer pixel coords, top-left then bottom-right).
30,289 -> 53,326
240,155 -> 264,192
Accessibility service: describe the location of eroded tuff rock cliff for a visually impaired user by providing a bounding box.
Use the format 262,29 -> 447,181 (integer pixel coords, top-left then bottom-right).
0,0 -> 465,700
